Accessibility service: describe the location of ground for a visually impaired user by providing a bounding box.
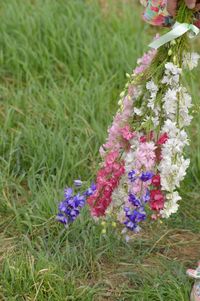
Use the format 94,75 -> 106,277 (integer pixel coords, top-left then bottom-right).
0,0 -> 200,300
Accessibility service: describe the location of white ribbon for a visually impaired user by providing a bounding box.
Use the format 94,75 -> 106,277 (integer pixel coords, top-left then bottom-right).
149,22 -> 200,49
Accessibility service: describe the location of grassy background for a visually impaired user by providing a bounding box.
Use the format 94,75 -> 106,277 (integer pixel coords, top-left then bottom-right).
0,0 -> 200,300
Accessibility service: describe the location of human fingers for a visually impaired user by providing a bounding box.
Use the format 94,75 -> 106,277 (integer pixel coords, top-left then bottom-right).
185,0 -> 197,9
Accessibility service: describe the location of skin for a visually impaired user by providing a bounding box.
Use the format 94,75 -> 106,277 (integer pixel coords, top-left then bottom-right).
167,0 -> 200,16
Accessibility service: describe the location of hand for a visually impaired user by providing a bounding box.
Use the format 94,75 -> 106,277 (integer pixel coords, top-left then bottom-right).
167,0 -> 200,16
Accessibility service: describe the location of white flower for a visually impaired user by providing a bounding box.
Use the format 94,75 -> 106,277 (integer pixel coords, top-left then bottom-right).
165,62 -> 182,75
178,87 -> 193,127
152,116 -> 159,126
179,109 -> 193,127
162,131 -> 188,155
147,98 -> 155,110
162,63 -> 182,86
164,88 -> 178,101
134,107 -> 143,116
183,52 -> 200,70
124,149 -> 137,172
162,74 -> 179,86
158,118 -> 190,192
161,191 -> 181,218
163,88 -> 178,118
159,155 -> 190,191
162,119 -> 179,137
146,80 -> 158,110
146,80 -> 158,93
106,177 -> 127,216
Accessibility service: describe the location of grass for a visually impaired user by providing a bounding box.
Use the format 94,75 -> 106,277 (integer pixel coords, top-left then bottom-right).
0,0 -> 200,300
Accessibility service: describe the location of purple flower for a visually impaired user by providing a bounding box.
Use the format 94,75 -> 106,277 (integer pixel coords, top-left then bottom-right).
128,193 -> 141,207
64,188 -> 73,199
73,194 -> 85,208
56,213 -> 68,225
57,182 -> 96,226
124,220 -> 136,231
128,170 -> 137,182
142,189 -> 150,203
69,208 -> 80,220
59,201 -> 68,212
74,179 -> 83,187
124,207 -> 146,232
84,183 -> 97,197
140,171 -> 154,182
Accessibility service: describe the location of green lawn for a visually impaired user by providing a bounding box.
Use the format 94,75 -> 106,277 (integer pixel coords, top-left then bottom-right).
0,0 -> 200,300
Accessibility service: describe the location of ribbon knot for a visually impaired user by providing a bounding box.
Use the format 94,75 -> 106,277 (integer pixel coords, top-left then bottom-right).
149,21 -> 200,49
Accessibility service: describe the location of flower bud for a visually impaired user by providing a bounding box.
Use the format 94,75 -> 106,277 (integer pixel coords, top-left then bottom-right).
120,91 -> 125,98
168,49 -> 172,56
173,55 -> 177,64
170,40 -> 176,46
101,228 -> 106,234
118,99 -> 122,106
112,222 -> 116,227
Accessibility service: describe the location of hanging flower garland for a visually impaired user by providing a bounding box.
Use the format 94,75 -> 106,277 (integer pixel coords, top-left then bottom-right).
56,1 -> 200,240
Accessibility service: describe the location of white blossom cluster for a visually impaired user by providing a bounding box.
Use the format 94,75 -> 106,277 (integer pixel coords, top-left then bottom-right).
161,62 -> 193,127
159,120 -> 190,214
136,79 -> 160,128
123,137 -> 139,172
183,52 -> 200,70
145,80 -> 160,126
159,54 -> 199,218
106,176 -> 127,222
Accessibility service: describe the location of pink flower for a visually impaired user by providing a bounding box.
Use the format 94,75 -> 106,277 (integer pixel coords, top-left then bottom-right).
88,151 -> 125,217
135,141 -> 156,170
140,135 -> 147,143
151,175 -> 161,187
150,189 -> 165,211
134,49 -> 156,75
105,151 -> 119,165
157,132 -> 168,145
151,214 -> 158,220
140,131 -> 154,143
102,96 -> 134,153
120,125 -> 136,141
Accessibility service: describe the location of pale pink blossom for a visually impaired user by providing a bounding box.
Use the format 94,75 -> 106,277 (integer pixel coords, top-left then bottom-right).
134,49 -> 156,75
135,142 -> 156,170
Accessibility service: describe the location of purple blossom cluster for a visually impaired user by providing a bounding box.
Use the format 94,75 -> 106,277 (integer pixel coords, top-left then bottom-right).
128,170 -> 154,183
124,207 -> 146,232
123,170 -> 153,232
56,183 -> 96,226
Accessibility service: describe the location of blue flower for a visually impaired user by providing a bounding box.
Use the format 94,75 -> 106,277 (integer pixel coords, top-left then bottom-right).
84,183 -> 97,197
57,182 -> 96,226
140,171 -> 154,182
56,213 -> 68,225
73,194 -> 86,208
128,170 -> 137,182
124,220 -> 136,231
69,208 -> 80,220
124,207 -> 146,232
64,188 -> 73,199
58,201 -> 68,213
74,179 -> 83,187
142,189 -> 150,203
128,193 -> 141,207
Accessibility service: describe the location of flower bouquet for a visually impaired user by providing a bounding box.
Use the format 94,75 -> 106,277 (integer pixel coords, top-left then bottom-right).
56,1 -> 199,240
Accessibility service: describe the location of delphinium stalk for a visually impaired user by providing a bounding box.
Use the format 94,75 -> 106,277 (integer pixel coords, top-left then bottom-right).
56,1 -> 200,240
